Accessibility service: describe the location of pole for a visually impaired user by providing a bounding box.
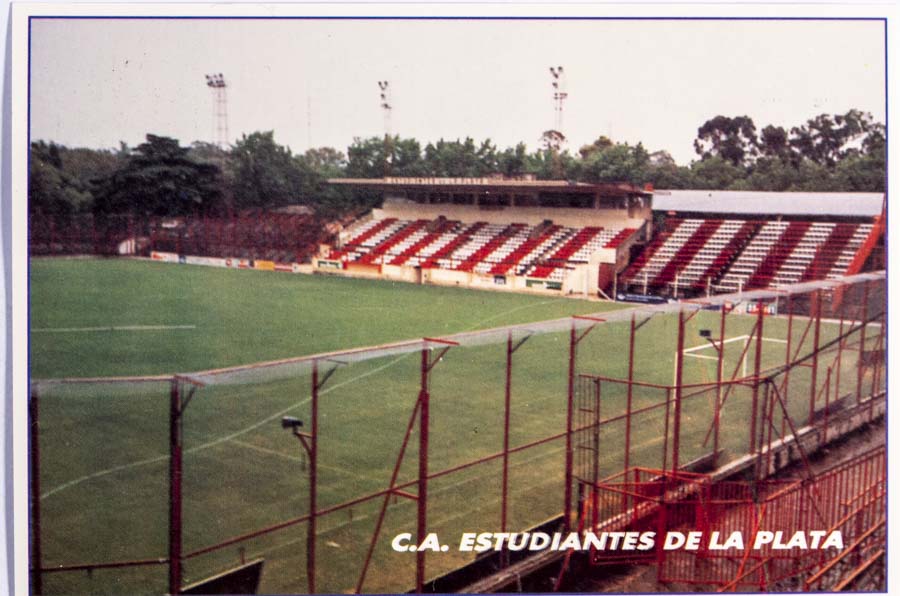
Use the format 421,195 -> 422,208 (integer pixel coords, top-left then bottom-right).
623,315 -> 636,485
308,362 -> 319,594
591,380 -> 601,531
30,387 -> 42,596
750,300 -> 764,454
808,290 -> 822,426
672,310 -> 685,473
782,295 -> 794,439
856,281 -> 869,406
416,349 -> 430,593
714,305 -> 726,467
500,331 -> 513,565
168,379 -> 183,596
564,321 -> 576,532
835,313 -> 844,407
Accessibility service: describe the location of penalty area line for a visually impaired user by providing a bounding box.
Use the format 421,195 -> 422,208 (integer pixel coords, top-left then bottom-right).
33,324 -> 196,333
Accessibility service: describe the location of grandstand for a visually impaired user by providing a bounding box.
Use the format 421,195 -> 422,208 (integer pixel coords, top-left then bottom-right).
148,208 -> 333,265
321,176 -> 650,294
318,180 -> 884,300
620,190 -> 884,297
30,180 -> 884,303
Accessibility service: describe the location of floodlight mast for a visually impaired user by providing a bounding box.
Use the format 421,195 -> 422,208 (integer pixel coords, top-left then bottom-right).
549,66 -> 568,136
378,80 -> 392,138
205,73 -> 230,149
378,81 -> 393,176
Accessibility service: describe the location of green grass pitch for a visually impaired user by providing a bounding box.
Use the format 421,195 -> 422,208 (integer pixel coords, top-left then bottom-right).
29,258 -> 857,594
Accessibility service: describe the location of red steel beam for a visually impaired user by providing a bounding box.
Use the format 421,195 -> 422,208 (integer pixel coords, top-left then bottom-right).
307,362 -> 319,594
671,309 -> 686,473
622,315 -> 636,511
749,301 -> 765,455
781,294 -> 794,438
808,290 -> 823,426
713,305 -> 726,468
355,389 -> 423,593
30,387 -> 42,596
168,379 -> 183,595
416,348 -> 430,593
500,332 -> 512,543
564,321 -> 576,532
856,280 -> 870,405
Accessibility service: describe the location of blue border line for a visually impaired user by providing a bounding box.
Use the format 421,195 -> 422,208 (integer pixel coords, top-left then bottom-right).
22,13 -> 891,596
24,15 -> 888,21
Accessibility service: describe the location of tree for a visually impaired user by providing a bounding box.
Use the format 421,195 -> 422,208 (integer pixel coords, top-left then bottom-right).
789,110 -> 875,168
688,156 -> 745,190
694,115 -> 758,167
579,141 -> 650,185
528,147 -> 578,180
497,143 -> 532,177
578,136 -> 615,159
539,130 -> 566,152
229,131 -> 310,210
644,151 -> 695,189
29,141 -> 93,218
93,134 -> 222,216
758,125 -> 793,162
423,137 -> 495,177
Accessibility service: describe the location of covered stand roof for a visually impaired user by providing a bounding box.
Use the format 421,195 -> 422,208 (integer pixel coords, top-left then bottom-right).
328,177 -> 651,197
653,190 -> 884,218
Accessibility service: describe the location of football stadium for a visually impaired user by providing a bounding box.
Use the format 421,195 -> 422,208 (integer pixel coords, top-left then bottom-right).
29,179 -> 886,594
23,14 -> 888,596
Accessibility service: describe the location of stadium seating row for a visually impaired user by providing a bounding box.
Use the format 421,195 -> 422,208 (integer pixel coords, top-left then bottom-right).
334,217 -> 638,279
149,212 -> 329,263
622,217 -> 874,294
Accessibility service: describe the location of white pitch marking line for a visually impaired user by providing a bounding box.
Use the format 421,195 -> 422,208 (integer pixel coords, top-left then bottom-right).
40,298 -> 568,500
228,439 -> 382,484
683,335 -> 749,354
685,354 -> 719,361
33,324 -> 196,333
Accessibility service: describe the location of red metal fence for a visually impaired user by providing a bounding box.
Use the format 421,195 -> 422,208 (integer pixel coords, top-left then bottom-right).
30,273 -> 885,594
582,447 -> 885,590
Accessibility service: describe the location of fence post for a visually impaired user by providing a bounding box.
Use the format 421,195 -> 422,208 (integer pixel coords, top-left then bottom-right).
168,379 -> 183,596
808,290 -> 822,426
714,305 -> 726,468
782,294 -> 794,439
856,280 -> 869,406
672,309 -> 685,473
564,321 -> 576,532
30,386 -> 42,596
750,300 -> 764,454
500,331 -> 513,567
308,362 -> 319,594
623,314 -> 636,510
415,348 -> 430,593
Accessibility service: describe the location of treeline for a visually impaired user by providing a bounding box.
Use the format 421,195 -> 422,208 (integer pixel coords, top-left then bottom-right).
29,110 -> 884,221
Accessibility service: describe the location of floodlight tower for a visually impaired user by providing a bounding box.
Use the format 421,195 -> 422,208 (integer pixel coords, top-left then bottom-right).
378,80 -> 392,138
378,80 -> 393,176
550,66 -> 568,136
205,73 -> 230,148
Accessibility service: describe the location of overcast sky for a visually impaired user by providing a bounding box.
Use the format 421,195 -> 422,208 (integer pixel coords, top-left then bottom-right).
29,18 -> 885,165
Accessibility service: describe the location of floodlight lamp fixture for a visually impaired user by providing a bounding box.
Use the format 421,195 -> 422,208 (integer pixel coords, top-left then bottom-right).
281,416 -> 304,430
378,80 -> 392,111
205,73 -> 227,88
